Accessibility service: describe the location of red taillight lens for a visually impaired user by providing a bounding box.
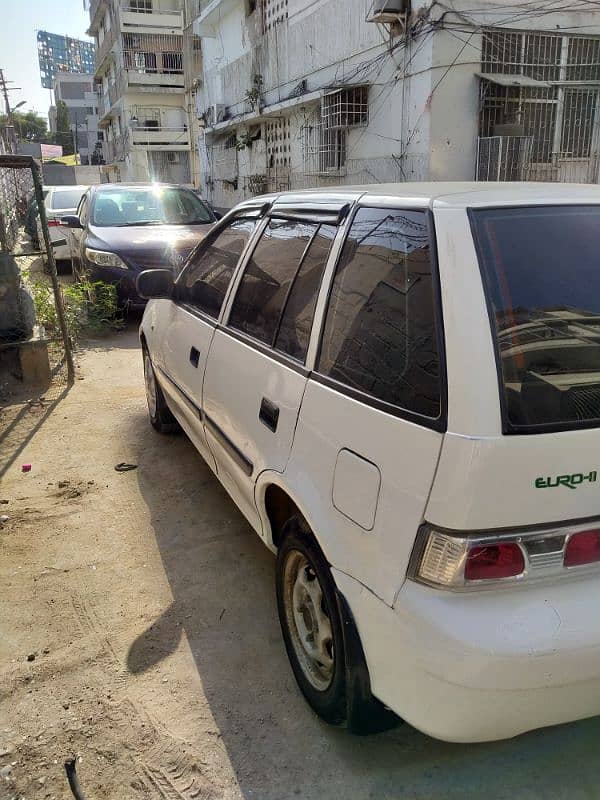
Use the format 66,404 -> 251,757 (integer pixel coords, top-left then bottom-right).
564,530 -> 600,567
464,543 -> 525,581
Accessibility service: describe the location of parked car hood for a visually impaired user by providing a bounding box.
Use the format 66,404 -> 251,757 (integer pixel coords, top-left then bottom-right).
88,222 -> 213,271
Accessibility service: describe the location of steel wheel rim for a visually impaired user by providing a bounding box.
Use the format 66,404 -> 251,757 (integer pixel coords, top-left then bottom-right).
283,549 -> 334,691
144,354 -> 157,419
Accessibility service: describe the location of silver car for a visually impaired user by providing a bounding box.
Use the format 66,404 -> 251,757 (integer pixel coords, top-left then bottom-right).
37,185 -> 89,262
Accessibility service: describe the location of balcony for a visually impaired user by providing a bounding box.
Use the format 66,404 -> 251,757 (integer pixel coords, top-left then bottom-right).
130,125 -> 190,147
120,4 -> 183,31
95,25 -> 118,72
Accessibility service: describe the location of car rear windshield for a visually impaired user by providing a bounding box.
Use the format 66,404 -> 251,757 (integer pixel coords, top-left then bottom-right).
50,189 -> 84,209
91,187 -> 214,227
471,205 -> 600,432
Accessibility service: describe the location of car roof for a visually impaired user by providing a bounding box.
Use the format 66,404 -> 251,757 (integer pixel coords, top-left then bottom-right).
258,182 -> 600,210
43,185 -> 89,192
92,182 -> 188,191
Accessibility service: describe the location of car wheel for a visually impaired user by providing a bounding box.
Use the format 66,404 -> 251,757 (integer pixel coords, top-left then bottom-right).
143,350 -> 180,434
276,520 -> 346,726
276,517 -> 399,734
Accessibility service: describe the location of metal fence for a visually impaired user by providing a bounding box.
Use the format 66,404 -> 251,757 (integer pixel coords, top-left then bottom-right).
0,154 -> 74,407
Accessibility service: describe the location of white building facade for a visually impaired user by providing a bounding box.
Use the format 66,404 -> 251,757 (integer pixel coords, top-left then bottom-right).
49,73 -> 101,165
87,0 -> 194,183
188,0 -> 600,209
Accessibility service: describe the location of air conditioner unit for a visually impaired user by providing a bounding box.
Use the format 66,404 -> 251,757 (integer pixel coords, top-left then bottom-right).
371,0 -> 409,22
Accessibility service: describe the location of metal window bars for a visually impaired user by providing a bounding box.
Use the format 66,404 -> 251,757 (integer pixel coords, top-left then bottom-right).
302,117 -> 347,176
122,33 -> 184,74
479,30 -> 600,183
321,86 -> 369,130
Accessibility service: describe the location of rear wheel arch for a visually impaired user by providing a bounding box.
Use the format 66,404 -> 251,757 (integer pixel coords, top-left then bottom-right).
260,481 -> 327,557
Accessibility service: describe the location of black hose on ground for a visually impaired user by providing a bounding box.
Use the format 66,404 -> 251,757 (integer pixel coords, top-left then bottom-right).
65,758 -> 88,800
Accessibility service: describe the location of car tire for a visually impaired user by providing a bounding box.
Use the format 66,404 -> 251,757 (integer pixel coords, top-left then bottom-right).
143,350 -> 180,434
276,518 -> 398,734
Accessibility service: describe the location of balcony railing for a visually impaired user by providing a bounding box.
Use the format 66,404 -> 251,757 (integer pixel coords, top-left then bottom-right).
130,125 -> 190,146
123,50 -> 183,75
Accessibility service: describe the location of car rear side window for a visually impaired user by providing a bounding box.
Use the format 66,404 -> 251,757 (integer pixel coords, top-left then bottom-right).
318,207 -> 442,419
180,218 -> 256,319
51,189 -> 85,209
273,224 -> 336,362
229,219 -> 317,347
471,205 -> 600,431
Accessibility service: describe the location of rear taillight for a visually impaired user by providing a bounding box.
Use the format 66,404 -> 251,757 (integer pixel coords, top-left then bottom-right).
564,530 -> 600,567
464,543 -> 525,581
412,522 -> 600,590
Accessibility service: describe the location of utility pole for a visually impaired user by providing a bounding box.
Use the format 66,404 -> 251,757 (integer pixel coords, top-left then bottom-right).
0,69 -> 22,153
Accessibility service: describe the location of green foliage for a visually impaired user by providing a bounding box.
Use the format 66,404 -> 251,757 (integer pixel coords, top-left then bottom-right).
0,110 -> 48,142
28,278 -> 122,340
54,101 -> 74,155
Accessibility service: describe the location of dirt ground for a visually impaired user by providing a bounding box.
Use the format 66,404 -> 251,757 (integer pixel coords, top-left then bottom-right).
2,322 -> 600,800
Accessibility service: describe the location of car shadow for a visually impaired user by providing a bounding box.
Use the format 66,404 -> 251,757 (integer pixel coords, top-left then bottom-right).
127,410 -> 600,800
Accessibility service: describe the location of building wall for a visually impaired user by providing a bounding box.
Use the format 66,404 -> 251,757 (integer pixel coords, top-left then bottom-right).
52,74 -> 101,165
89,0 -> 191,182
191,0 -> 600,208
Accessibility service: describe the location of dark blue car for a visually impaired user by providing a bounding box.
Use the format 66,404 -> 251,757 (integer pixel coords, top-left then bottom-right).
61,182 -> 217,307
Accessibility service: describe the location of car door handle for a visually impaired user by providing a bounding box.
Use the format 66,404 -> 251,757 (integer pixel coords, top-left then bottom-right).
259,397 -> 279,432
189,346 -> 200,368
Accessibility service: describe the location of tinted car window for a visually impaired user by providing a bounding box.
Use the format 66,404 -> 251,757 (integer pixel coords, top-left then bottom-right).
229,220 -> 317,346
274,224 -> 336,361
180,218 -> 256,318
318,208 -> 441,418
472,205 -> 600,430
51,189 -> 85,209
91,187 -> 214,226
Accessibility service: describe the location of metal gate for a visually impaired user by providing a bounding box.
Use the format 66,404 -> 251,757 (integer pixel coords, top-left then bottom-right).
0,154 -> 75,408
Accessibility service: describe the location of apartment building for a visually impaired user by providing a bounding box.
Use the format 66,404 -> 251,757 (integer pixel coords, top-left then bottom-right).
188,0 -> 600,208
87,0 -> 193,182
48,73 -> 101,165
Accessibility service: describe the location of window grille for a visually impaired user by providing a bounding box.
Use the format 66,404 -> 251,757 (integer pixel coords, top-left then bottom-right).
127,0 -> 153,11
266,118 -> 291,169
263,0 -> 288,32
122,33 -> 183,75
302,118 -> 346,176
480,29 -> 600,180
322,86 -> 369,130
133,106 -> 161,129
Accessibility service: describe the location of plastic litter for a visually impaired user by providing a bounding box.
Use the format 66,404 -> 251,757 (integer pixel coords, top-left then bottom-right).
22,464 -> 32,473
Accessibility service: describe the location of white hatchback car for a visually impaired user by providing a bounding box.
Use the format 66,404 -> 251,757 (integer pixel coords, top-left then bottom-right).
138,183 -> 600,743
40,185 -> 88,261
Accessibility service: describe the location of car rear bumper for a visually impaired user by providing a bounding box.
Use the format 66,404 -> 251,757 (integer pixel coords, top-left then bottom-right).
333,568 -> 600,742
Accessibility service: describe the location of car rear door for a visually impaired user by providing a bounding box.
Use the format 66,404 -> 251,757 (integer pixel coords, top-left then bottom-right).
285,203 -> 447,605
202,200 -> 348,530
152,212 -> 262,466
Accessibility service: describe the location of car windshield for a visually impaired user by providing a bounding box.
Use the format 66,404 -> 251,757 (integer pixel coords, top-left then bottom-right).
91,187 -> 214,227
472,205 -> 600,431
51,189 -> 85,209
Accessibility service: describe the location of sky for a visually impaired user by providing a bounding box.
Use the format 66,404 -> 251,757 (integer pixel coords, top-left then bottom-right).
0,0 -> 92,124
